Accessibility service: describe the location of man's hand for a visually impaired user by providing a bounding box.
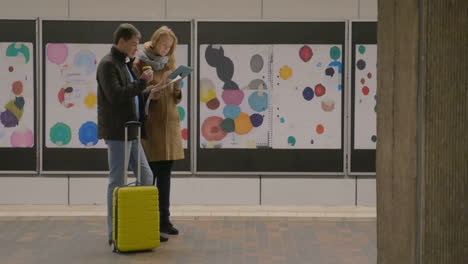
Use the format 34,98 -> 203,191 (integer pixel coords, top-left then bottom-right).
140,69 -> 154,82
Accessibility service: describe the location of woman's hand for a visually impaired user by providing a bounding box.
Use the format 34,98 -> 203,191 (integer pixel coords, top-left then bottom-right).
148,85 -> 162,100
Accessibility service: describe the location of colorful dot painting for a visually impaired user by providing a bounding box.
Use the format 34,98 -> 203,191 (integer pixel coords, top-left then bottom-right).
47,44 -> 68,65
358,45 -> 366,54
355,44 -> 378,149
177,106 -> 186,121
6,43 -> 30,63
78,121 -> 98,146
10,127 -> 34,148
181,128 -> 188,140
73,49 -> 97,75
84,93 -> 97,109
200,44 -> 342,149
316,124 -> 324,134
302,87 -> 314,101
250,114 -> 263,127
248,92 -> 268,112
234,113 -> 253,135
299,45 -> 313,62
314,84 -> 326,97
1,42 -> 34,148
201,116 -> 227,141
330,46 -> 341,60
279,65 -> 293,80
50,122 -> 72,146
223,105 -> 241,119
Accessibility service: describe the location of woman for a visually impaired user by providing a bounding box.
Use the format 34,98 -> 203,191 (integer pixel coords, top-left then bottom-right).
134,26 -> 184,237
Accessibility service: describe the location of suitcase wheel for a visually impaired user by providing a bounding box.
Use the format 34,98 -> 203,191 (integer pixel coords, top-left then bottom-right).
110,241 -> 118,253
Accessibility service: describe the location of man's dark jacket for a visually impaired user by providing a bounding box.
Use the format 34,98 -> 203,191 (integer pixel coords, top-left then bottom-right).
97,46 -> 149,141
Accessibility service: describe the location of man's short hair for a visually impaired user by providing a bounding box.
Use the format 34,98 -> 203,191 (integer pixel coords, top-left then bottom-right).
113,23 -> 141,45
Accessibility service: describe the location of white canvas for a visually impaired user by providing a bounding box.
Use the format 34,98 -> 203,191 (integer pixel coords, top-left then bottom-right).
45,43 -> 110,148
0,42 -> 35,148
45,43 -> 189,149
354,44 -> 377,149
174,44 -> 189,148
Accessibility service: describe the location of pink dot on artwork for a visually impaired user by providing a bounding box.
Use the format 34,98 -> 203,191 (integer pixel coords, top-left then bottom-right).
8,66 -> 14,72
367,73 -> 372,79
10,128 -> 34,147
362,86 -> 370,95
316,124 -> 324,134
299,45 -> 313,62
47,43 -> 68,65
221,89 -> 244,105
181,128 -> 188,140
201,116 -> 227,141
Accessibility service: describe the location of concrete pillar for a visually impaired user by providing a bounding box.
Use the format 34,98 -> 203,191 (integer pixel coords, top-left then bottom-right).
376,0 -> 468,263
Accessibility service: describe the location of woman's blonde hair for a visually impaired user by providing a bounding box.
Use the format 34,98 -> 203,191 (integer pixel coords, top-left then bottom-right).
150,26 -> 178,71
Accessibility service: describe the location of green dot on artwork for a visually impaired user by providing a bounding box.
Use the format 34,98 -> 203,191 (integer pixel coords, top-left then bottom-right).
359,45 -> 366,54
287,136 -> 296,146
177,106 -> 185,122
50,122 -> 71,146
330,46 -> 341,60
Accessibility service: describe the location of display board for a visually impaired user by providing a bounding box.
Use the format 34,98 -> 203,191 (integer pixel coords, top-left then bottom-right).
0,19 -> 37,172
42,20 -> 191,172
350,21 -> 377,173
197,21 -> 346,172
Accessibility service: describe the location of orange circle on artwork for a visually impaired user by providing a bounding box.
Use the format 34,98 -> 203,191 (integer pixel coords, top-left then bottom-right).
234,112 -> 253,135
316,124 -> 324,134
12,81 -> 24,95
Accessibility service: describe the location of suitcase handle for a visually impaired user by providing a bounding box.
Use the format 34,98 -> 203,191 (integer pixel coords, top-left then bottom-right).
124,121 -> 142,185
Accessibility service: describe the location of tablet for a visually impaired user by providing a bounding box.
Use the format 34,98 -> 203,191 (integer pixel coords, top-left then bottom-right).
168,65 -> 193,80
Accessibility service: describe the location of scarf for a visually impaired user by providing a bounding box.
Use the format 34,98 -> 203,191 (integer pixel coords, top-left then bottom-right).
137,48 -> 169,71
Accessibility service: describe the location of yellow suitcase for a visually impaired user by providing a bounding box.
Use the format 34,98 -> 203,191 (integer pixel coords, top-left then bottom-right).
110,122 -> 160,253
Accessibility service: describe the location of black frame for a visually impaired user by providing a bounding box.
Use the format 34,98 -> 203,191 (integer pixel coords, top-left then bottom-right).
0,19 -> 37,172
41,20 -> 191,172
197,21 -> 346,172
350,21 -> 377,173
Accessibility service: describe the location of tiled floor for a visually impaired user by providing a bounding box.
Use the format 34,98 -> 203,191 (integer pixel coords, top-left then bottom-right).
0,205 -> 377,218
0,216 -> 376,264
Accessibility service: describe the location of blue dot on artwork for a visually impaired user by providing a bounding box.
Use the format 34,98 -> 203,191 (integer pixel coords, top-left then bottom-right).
374,95 -> 377,100
310,139 -> 314,144
317,62 -> 323,67
328,61 -> 343,74
78,121 -> 98,146
180,81 -> 185,88
280,117 -> 285,123
250,114 -> 264,127
371,135 -> 377,142
302,87 -> 314,101
338,84 -> 342,91
223,105 -> 241,119
287,136 -> 296,146
248,92 -> 268,112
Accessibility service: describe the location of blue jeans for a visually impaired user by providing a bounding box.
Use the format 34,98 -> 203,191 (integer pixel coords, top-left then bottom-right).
105,139 -> 153,241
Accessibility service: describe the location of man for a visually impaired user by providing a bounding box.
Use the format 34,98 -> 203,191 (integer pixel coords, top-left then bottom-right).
96,23 -> 168,244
